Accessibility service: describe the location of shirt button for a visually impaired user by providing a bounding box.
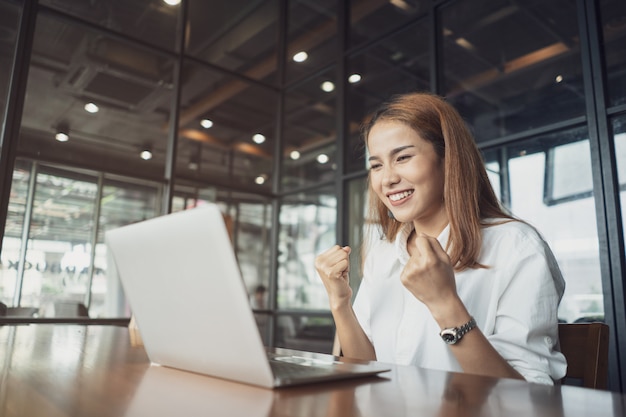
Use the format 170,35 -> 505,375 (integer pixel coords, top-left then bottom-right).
544,336 -> 553,346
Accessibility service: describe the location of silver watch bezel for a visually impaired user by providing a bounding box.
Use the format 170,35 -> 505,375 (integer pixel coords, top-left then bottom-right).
439,317 -> 476,345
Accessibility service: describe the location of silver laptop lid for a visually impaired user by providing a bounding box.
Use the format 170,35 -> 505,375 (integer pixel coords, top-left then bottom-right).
105,205 -> 275,388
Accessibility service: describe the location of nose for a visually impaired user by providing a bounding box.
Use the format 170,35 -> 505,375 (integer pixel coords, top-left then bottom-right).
382,165 -> 400,187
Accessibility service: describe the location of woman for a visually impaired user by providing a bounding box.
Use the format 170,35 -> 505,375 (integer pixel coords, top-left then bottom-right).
315,92 -> 566,385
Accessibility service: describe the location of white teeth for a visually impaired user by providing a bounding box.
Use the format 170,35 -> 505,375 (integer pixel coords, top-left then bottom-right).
389,190 -> 413,202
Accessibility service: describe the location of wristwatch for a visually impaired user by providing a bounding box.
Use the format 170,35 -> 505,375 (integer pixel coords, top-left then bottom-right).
439,317 -> 477,345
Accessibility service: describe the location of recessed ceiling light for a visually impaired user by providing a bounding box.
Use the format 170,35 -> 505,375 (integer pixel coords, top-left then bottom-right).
55,123 -> 69,142
163,0 -> 180,5
290,150 -> 301,160
321,81 -> 335,92
317,154 -> 329,164
84,102 -> 99,113
293,51 -> 308,62
555,75 -> 564,83
252,133 -> 266,144
255,175 -> 266,185
140,149 -> 153,160
55,132 -> 69,142
348,73 -> 362,84
200,119 -> 213,129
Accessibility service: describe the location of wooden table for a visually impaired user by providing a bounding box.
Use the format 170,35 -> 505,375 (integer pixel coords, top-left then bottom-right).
1,325 -> 624,417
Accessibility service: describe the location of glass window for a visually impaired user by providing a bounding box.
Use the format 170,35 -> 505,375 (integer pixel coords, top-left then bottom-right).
275,312 -> 335,354
599,0 -> 626,108
350,0 -> 427,48
277,186 -> 336,310
96,177 -> 160,318
0,160 -> 161,317
186,0 -> 279,85
177,59 -> 277,191
170,184 -> 273,342
39,0 -> 180,51
170,185 -> 273,299
0,1 -> 20,131
282,66 -> 337,190
222,194 -> 273,308
0,159 -> 31,307
346,176 -> 368,295
20,13 -> 175,181
440,0 -> 585,142
346,17 -> 431,173
285,0 -> 337,86
484,127 -> 604,324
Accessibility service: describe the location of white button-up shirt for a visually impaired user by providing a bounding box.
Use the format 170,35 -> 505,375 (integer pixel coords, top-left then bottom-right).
352,220 -> 567,385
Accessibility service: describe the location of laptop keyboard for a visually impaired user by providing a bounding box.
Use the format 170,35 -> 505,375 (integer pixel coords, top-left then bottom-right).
269,357 -> 341,378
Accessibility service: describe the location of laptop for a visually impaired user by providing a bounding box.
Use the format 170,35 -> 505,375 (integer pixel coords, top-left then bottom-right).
105,204 -> 390,389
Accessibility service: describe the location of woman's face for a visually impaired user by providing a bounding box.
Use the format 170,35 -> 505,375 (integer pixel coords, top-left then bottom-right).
367,120 -> 448,235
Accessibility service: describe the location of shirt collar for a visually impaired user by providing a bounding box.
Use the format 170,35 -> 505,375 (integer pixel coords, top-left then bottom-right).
394,223 -> 451,265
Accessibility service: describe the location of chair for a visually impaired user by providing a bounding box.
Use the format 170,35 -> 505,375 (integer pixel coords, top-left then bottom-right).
558,322 -> 609,389
7,307 -> 39,317
1,301 -> 40,317
53,301 -> 89,317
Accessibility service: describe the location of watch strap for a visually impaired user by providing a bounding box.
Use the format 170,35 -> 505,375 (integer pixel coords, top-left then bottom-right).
456,316 -> 477,339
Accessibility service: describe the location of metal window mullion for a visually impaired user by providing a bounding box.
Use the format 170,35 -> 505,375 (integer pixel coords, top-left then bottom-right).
0,0 -> 38,257
577,0 -> 625,392
84,172 -> 104,310
162,0 -> 188,215
586,0 -> 626,392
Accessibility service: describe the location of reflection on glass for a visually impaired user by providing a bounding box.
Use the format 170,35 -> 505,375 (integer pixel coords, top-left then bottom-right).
277,187 -> 336,309
186,0 -> 279,84
283,67 -> 337,190
21,13 -> 173,180
285,0 -> 337,85
350,0 -> 427,48
0,1 -> 20,129
491,128 -> 603,323
177,59 -> 277,191
346,18 -> 431,172
599,0 -> 626,107
440,0 -> 585,142
39,0 -> 180,51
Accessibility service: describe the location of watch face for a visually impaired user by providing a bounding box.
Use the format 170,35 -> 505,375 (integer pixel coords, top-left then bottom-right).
440,329 -> 458,345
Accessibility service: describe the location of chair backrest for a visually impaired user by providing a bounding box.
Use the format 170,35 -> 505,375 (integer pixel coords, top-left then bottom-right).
54,301 -> 89,317
6,306 -> 39,317
558,322 -> 609,389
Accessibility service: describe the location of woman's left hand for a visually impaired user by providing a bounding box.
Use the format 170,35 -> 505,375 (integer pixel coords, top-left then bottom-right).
400,233 -> 460,320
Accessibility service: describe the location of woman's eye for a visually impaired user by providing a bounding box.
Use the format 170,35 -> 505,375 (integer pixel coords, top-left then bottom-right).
369,163 -> 382,170
397,154 -> 411,162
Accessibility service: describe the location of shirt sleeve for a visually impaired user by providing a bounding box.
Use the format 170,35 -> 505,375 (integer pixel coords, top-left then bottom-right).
487,233 -> 567,385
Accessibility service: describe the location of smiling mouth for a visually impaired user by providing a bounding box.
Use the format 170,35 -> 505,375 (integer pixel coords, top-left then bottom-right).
388,190 -> 414,202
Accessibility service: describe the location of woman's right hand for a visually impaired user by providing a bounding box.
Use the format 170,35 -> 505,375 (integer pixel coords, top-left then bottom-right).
314,245 -> 352,311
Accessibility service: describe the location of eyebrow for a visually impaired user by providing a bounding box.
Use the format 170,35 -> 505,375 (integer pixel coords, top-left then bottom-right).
368,145 -> 415,162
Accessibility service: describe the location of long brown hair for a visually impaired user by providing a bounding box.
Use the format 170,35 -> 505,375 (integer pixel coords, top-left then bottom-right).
362,92 -> 513,271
